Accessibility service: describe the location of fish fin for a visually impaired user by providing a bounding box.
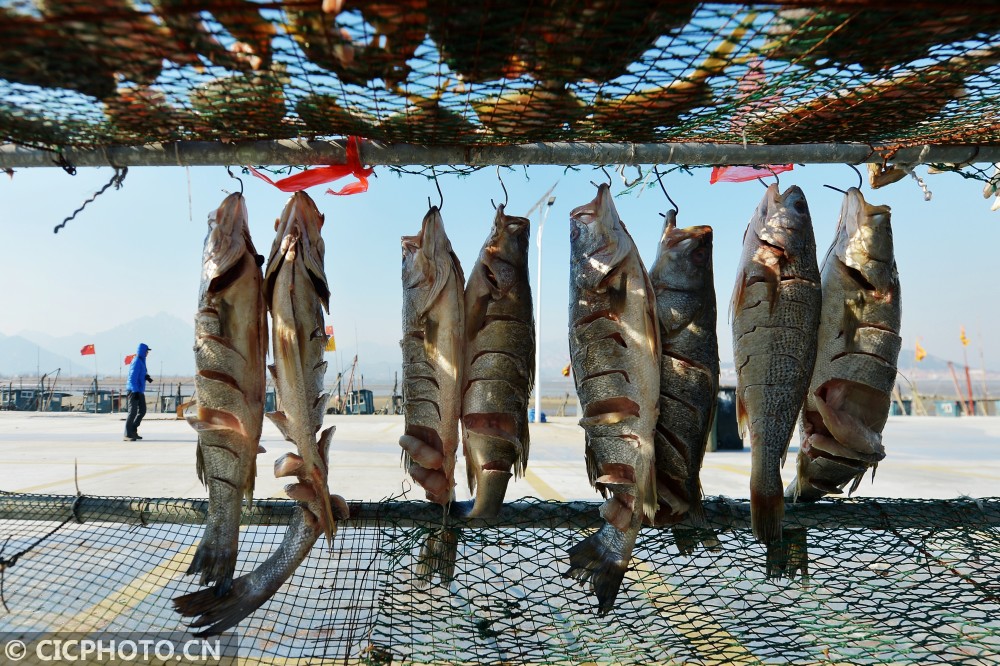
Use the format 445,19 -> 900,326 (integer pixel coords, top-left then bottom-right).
766,528 -> 809,580
517,415 -> 530,477
730,270 -> 746,323
564,524 -> 629,615
316,425 -> 338,547
274,452 -> 304,478
750,487 -> 784,545
413,527 -> 459,589
642,268 -> 661,360
672,525 -> 721,556
195,438 -> 207,487
185,537 -> 237,597
735,391 -> 748,439
641,459 -> 658,522
266,410 -> 292,441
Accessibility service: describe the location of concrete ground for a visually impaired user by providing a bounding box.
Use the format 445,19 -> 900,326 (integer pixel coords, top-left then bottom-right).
1,412 -> 998,502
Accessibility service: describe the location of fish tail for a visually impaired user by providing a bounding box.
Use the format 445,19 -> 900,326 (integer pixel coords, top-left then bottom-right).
750,487 -> 784,545
185,539 -> 237,596
413,528 -> 460,588
765,528 -> 810,580
175,507 -> 319,636
564,523 -> 633,615
186,477 -> 243,594
750,437 -> 785,544
672,500 -> 721,555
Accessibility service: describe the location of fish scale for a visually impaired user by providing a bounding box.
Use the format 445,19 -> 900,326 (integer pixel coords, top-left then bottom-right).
565,183 -> 659,614
732,184 -> 821,553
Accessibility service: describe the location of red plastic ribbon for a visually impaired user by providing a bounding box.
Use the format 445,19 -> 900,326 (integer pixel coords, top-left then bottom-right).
248,136 -> 373,195
710,164 -> 794,184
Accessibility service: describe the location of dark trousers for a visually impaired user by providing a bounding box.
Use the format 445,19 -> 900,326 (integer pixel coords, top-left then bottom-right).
125,392 -> 147,437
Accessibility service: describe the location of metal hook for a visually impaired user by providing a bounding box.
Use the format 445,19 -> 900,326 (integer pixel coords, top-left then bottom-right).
824,164 -> 863,195
849,163 -> 862,190
766,165 -> 780,188
226,165 -> 244,195
599,165 -> 613,186
652,165 -> 679,215
491,165 -> 509,210
428,166 -> 444,211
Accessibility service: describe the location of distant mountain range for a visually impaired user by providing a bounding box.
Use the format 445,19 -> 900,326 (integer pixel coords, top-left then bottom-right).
1,312 -> 195,377
2,314 -> 990,383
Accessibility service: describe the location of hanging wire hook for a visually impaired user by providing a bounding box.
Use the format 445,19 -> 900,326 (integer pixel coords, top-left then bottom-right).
53,166 -> 127,234
824,163 -> 864,195
755,165 -> 781,189
849,163 -> 863,190
599,165 -> 613,186
491,165 -> 509,210
653,165 -> 679,216
428,166 -> 443,211
226,165 -> 244,195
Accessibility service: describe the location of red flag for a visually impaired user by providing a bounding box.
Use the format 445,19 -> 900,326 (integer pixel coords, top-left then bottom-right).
80,344 -> 95,356
248,136 -> 373,195
710,164 -> 794,184
125,354 -> 136,365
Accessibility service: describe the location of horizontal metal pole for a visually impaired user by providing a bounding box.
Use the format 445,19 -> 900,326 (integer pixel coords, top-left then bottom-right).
1,141 -> 996,169
1,493 -> 998,531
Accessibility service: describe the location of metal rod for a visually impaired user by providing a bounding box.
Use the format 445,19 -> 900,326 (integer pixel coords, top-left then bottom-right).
2,142 -> 997,169
1,494 -> 998,531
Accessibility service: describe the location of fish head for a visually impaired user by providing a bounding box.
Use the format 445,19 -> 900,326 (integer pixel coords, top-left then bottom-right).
569,183 -> 631,291
265,191 -> 329,309
758,184 -> 814,258
650,211 -> 713,292
402,206 -> 463,312
836,187 -> 896,292
199,192 -> 256,303
477,204 -> 530,295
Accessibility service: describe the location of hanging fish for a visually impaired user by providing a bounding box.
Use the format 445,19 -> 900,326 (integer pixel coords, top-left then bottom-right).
565,183 -> 659,613
399,206 -> 465,585
731,184 -> 821,563
182,193 -> 267,595
648,211 -> 720,554
175,191 -> 348,636
788,188 -> 900,502
461,204 -> 534,518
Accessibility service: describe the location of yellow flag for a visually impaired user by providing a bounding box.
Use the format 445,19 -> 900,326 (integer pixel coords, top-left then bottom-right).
915,342 -> 927,362
325,325 -> 336,352
960,327 -> 969,347
561,363 -> 571,377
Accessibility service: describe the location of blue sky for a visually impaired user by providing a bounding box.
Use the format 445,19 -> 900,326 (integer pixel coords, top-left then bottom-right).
1,161 -> 998,374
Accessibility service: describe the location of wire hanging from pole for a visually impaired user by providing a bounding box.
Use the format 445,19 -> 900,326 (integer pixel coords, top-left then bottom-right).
428,166 -> 443,211
491,165 -> 509,210
53,166 -> 127,234
653,165 -> 679,216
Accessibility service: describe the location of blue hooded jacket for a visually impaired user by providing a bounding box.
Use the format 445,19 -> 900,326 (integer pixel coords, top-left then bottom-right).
127,343 -> 152,393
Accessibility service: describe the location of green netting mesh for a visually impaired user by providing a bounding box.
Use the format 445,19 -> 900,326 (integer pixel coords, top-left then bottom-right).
2,2 -> 999,153
2,493 -> 999,664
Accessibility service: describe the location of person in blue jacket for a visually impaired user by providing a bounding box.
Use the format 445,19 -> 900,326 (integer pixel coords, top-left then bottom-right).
124,343 -> 153,441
